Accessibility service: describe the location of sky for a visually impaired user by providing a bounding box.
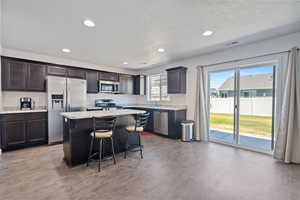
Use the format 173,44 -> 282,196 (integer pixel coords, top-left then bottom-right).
210,66 -> 274,89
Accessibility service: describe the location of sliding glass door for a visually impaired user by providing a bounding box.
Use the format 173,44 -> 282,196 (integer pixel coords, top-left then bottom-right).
208,65 -> 275,152
209,70 -> 237,145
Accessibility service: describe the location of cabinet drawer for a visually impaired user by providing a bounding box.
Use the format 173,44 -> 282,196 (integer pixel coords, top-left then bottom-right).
0,112 -> 47,122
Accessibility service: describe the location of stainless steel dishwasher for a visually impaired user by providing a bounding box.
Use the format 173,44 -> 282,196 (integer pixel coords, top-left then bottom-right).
154,111 -> 168,135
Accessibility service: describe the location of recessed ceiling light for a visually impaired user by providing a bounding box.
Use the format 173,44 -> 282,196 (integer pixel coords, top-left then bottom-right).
123,62 -> 128,65
202,30 -> 213,36
83,19 -> 95,27
62,48 -> 71,53
157,48 -> 165,53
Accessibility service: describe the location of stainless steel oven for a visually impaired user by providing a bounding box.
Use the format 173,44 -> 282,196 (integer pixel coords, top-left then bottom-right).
99,81 -> 120,93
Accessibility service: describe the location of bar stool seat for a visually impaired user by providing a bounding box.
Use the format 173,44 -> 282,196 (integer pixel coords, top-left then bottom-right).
90,130 -> 113,138
125,126 -> 144,132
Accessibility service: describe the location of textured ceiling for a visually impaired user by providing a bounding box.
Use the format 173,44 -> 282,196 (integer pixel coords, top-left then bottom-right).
2,0 -> 300,69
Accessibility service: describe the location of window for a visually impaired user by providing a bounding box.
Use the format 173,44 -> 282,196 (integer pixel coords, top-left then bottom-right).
148,73 -> 169,101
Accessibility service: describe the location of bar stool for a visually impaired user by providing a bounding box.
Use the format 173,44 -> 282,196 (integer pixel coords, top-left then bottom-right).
124,112 -> 150,159
87,116 -> 117,172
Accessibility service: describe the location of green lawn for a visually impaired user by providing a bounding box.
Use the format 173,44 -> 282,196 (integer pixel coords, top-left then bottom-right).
210,113 -> 272,137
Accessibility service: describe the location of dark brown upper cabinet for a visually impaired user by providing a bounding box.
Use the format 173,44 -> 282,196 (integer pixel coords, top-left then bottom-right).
27,62 -> 46,91
166,67 -> 187,94
67,68 -> 86,79
1,57 -> 27,90
133,75 -> 146,95
86,70 -> 99,93
99,71 -> 119,82
47,65 -> 67,76
1,57 -> 46,91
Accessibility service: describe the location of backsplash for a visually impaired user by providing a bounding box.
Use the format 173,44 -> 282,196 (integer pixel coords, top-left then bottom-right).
87,93 -> 139,107
1,92 -> 187,110
2,91 -> 47,108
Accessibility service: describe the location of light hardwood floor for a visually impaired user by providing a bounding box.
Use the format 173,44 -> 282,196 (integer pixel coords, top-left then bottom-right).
1,134 -> 300,200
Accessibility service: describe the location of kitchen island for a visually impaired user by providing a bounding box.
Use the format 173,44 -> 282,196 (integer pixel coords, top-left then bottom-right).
61,109 -> 145,167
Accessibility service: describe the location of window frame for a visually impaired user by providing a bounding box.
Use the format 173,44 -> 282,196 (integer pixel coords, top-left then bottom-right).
147,72 -> 169,102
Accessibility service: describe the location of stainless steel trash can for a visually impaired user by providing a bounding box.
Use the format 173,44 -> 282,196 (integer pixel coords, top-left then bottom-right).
181,120 -> 194,142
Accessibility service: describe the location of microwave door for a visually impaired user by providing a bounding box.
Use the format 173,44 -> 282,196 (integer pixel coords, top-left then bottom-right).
101,83 -> 113,93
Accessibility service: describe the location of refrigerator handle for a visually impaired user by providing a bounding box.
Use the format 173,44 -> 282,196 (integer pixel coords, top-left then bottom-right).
65,80 -> 68,112
62,90 -> 64,109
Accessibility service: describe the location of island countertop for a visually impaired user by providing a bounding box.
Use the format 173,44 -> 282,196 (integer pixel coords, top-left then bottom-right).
61,109 -> 146,120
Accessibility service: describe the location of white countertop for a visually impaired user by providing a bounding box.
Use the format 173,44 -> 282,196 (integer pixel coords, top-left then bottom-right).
0,109 -> 48,114
61,109 -> 146,120
122,104 -> 187,111
86,107 -> 104,110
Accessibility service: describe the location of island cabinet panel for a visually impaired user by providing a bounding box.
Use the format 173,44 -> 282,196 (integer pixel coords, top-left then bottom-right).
27,62 -> 46,91
166,66 -> 187,94
67,68 -> 86,79
1,57 -> 27,90
0,112 -> 48,151
47,65 -> 67,76
99,71 -> 119,82
86,70 -> 99,93
63,115 -> 138,167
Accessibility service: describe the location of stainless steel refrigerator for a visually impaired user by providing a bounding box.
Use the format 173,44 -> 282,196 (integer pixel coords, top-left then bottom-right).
47,76 -> 87,144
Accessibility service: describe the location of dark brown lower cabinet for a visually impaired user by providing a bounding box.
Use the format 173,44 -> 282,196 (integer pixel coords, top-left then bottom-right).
2,121 -> 27,148
0,112 -> 48,151
27,119 -> 47,143
123,107 -> 186,139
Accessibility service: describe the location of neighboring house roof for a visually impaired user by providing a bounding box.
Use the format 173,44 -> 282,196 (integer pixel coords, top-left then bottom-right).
218,73 -> 273,91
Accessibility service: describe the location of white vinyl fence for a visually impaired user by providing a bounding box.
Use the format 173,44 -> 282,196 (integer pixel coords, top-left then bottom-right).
210,97 -> 272,117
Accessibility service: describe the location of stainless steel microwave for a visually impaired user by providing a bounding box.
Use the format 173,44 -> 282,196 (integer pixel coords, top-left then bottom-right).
99,81 -> 120,93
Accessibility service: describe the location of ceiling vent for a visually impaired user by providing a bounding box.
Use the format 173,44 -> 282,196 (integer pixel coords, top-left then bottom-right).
226,41 -> 239,46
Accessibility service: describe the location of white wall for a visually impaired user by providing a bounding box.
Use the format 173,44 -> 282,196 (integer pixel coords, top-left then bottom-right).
139,31 -> 300,120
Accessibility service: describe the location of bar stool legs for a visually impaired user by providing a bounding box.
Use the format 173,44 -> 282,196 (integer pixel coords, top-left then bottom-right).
124,132 -> 143,159
98,139 -> 102,172
124,133 -> 128,159
87,136 -> 94,167
138,133 -> 143,159
87,136 -> 116,172
111,137 -> 116,164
